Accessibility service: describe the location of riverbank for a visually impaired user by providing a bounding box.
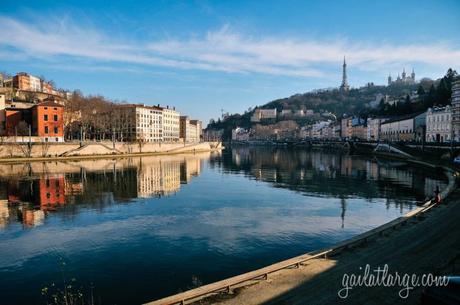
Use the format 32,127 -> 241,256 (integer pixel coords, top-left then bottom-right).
144,158 -> 459,305
0,141 -> 222,163
211,187 -> 460,305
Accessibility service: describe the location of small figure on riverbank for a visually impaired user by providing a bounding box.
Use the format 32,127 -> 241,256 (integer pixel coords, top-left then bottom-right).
433,186 -> 441,204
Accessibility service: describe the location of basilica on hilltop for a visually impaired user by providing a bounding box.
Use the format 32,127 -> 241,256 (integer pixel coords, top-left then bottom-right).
388,68 -> 416,86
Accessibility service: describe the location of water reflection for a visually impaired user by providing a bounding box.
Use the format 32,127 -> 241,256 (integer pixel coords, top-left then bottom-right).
0,148 -> 448,230
0,152 -> 211,229
217,147 -> 446,204
0,147 -> 450,305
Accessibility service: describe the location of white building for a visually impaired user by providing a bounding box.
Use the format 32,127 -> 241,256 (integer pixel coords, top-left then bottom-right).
29,74 -> 42,92
161,106 -> 180,142
426,106 -> 452,143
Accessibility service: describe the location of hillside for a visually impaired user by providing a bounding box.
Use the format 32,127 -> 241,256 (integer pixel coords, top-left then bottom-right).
207,69 -> 457,140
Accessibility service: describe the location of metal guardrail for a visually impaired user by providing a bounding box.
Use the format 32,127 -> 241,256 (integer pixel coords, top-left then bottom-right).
144,165 -> 457,305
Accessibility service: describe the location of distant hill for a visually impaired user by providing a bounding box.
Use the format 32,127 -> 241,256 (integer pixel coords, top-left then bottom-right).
207,69 -> 457,140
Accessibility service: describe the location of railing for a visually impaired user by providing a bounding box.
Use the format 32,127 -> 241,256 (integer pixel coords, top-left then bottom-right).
144,164 -> 457,305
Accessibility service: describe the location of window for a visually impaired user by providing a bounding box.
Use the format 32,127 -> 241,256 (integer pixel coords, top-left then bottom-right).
54,127 -> 58,134
45,126 -> 49,134
44,114 -> 48,121
54,115 -> 58,121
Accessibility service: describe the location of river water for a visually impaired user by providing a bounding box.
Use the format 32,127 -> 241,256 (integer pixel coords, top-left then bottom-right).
0,147 -> 448,305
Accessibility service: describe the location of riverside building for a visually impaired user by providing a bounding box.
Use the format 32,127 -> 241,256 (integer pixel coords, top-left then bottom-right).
425,106 -> 452,143
452,77 -> 460,142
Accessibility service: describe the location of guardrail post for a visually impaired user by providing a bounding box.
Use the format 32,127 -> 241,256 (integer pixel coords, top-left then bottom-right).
264,273 -> 268,280
227,285 -> 231,293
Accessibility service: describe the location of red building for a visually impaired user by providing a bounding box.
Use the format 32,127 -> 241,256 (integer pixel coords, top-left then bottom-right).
32,100 -> 64,142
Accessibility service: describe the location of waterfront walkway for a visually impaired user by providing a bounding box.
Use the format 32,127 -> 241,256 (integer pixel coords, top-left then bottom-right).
210,189 -> 460,305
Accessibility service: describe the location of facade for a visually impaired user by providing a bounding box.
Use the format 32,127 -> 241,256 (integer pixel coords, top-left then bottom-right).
367,117 -> 388,141
341,117 -> 352,139
426,106 -> 452,143
452,77 -> 460,142
32,100 -> 65,142
113,104 -> 163,142
190,119 -> 202,142
339,56 -> 350,92
180,116 -> 201,143
388,68 -> 416,86
380,112 -> 426,142
13,73 -> 42,92
161,106 -> 180,142
251,108 -> 277,122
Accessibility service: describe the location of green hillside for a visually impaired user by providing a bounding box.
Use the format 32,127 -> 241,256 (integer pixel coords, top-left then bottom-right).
207,69 -> 457,140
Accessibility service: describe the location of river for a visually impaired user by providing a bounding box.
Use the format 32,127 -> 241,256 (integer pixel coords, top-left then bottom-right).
0,147 -> 448,305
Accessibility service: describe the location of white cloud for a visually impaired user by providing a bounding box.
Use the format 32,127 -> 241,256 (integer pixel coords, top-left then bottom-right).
0,16 -> 459,78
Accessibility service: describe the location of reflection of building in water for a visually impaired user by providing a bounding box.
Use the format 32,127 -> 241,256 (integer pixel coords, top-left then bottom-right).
35,175 -> 65,210
137,159 -> 182,197
0,199 -> 9,229
180,158 -> 201,183
22,208 -> 45,228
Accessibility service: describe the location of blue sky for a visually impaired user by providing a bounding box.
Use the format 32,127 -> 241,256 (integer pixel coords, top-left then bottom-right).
1,0 -> 459,124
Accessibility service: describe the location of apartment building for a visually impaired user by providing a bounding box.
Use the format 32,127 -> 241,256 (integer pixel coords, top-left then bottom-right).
425,106 -> 452,143
180,116 -> 202,143
162,106 -> 180,142
113,104 -> 163,142
366,117 -> 388,141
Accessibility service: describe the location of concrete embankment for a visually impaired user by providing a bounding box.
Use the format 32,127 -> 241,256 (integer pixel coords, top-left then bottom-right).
144,160 -> 459,305
0,141 -> 222,163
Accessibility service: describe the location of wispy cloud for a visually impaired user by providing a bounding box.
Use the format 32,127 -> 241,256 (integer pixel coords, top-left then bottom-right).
1,15 -> 459,78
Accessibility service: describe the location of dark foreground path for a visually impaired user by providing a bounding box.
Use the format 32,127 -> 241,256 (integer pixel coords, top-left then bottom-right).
212,189 -> 460,305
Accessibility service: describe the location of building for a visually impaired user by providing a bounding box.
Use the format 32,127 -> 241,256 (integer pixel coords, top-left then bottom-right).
350,118 -> 366,140
13,72 -> 42,92
32,100 -> 65,142
190,119 -> 202,142
339,56 -> 350,92
426,106 -> 452,143
251,108 -> 277,122
180,116 -> 201,143
341,117 -> 352,139
380,112 -> 426,142
113,104 -> 163,142
162,106 -> 180,142
367,117 -> 388,141
4,98 -> 65,142
388,68 -> 416,86
452,77 -> 460,142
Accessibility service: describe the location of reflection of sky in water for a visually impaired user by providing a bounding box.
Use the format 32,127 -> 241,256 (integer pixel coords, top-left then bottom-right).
0,148 -> 448,305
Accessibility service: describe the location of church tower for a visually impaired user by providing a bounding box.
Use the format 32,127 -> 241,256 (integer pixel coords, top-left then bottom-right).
411,68 -> 415,80
388,74 -> 392,86
402,68 -> 406,80
340,56 -> 350,92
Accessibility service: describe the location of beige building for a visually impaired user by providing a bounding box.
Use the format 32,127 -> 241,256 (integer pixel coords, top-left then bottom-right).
426,106 -> 452,143
113,104 -> 163,142
162,106 -> 180,142
251,108 -> 277,122
180,116 -> 201,143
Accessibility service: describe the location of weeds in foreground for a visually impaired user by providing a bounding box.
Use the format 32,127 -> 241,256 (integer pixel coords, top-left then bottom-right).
41,258 -> 98,305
